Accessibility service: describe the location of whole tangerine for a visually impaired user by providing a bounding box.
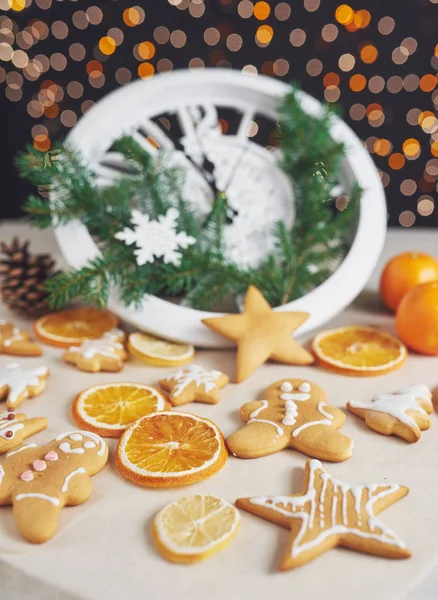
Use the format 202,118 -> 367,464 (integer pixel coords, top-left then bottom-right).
396,281 -> 438,355
380,252 -> 438,312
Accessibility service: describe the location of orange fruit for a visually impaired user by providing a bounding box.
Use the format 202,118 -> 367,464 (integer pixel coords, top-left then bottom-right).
380,252 -> 438,312
72,382 -> 170,438
116,411 -> 227,487
128,332 -> 194,367
396,281 -> 438,355
153,495 -> 240,564
34,307 -> 119,347
312,325 -> 407,376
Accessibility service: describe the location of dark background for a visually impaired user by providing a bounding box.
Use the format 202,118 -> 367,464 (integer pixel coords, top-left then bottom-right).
1,0 -> 437,227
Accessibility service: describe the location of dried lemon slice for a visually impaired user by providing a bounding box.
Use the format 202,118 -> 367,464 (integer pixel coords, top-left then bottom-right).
153,495 -> 240,564
116,412 -> 227,487
128,332 -> 194,367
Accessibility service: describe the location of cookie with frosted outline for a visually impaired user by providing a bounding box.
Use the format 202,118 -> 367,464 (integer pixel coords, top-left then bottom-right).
236,458 -> 411,570
0,320 -> 42,357
0,409 -> 47,454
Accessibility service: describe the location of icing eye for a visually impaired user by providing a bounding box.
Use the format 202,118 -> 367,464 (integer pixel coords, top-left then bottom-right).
70,433 -> 83,441
280,382 -> 293,393
298,382 -> 311,393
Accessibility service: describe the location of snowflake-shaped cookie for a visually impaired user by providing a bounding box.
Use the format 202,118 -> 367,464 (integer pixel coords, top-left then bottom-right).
115,208 -> 196,266
159,364 -> 229,406
0,363 -> 49,409
62,329 -> 128,372
0,321 -> 42,357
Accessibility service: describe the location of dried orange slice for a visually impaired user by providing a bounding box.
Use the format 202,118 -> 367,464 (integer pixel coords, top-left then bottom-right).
34,307 -> 119,347
116,412 -> 227,487
128,332 -> 194,367
312,326 -> 407,376
153,495 -> 240,564
72,382 -> 169,438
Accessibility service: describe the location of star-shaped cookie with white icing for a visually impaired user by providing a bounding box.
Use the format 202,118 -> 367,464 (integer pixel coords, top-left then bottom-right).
202,286 -> 314,382
236,459 -> 411,570
62,329 -> 127,372
347,384 -> 433,443
0,363 -> 49,409
159,364 -> 229,406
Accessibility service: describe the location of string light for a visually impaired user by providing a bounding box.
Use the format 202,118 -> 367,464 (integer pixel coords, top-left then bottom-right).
0,1 -> 435,225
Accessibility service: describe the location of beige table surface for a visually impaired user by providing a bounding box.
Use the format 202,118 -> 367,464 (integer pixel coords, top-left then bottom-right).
1,222 -> 438,600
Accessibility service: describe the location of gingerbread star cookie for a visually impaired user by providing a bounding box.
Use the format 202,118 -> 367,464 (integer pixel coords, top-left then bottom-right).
62,328 -> 128,372
236,459 -> 411,570
0,320 -> 42,356
347,384 -> 432,443
202,286 -> 314,382
227,378 -> 353,462
0,363 -> 49,409
0,409 -> 48,454
0,430 -> 108,543
159,364 -> 229,406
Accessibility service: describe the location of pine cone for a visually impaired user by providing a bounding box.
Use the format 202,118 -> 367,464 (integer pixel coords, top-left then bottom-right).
0,237 -> 58,317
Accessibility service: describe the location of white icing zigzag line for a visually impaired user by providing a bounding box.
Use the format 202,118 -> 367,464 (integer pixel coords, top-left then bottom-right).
349,384 -> 432,429
164,365 -> 223,397
61,467 -> 86,493
15,493 -> 60,507
249,460 -> 406,558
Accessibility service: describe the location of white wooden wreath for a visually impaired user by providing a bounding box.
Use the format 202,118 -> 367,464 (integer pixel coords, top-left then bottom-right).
54,69 -> 386,348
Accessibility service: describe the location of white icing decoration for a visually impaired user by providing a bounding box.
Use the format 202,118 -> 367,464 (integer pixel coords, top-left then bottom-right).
1,326 -> 26,347
292,418 -> 332,438
67,329 -> 124,360
15,493 -> 60,507
317,402 -> 334,421
59,442 -> 84,455
248,400 -> 284,437
298,382 -> 311,393
280,392 -> 310,426
349,384 -> 432,429
248,418 -> 284,437
84,441 -> 96,449
56,431 -> 106,456
69,433 -> 83,441
280,382 -> 293,393
163,365 -> 223,397
249,460 -> 406,558
0,465 -> 4,487
0,363 -> 48,406
0,422 -> 24,439
6,443 -> 37,457
61,467 -> 86,493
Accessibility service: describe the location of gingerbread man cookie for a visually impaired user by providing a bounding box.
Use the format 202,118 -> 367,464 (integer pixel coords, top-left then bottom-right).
0,409 -> 47,454
227,378 -> 353,462
0,363 -> 49,409
62,328 -> 128,373
347,384 -> 432,443
0,320 -> 42,356
236,459 -> 410,570
0,430 -> 108,543
159,365 -> 229,406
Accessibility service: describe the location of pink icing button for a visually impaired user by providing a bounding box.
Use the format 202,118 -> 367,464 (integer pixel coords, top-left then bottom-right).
44,451 -> 59,462
20,470 -> 34,482
32,460 -> 47,472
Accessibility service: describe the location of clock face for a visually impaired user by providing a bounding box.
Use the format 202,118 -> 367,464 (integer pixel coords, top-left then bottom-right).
98,102 -> 294,270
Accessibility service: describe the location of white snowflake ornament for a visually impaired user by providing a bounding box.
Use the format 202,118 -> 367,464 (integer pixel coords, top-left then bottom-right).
115,208 -> 196,267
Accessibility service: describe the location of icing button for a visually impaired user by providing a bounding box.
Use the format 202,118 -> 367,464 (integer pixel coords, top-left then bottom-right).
20,470 -> 34,482
45,451 -> 59,462
7,413 -> 15,420
32,459 -> 47,472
